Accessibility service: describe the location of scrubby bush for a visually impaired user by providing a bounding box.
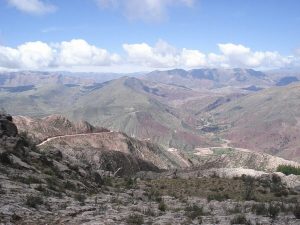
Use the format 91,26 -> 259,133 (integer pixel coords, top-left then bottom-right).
230,214 -> 249,224
252,203 -> 268,216
158,200 -> 167,212
126,214 -> 144,225
74,193 -> 86,204
293,204 -> 300,219
207,193 -> 229,202
18,131 -> 38,152
268,203 -> 280,219
25,195 -> 43,208
0,152 -> 11,164
242,175 -> 256,200
146,188 -> 162,202
64,180 -> 76,190
185,204 -> 204,220
277,165 -> 300,175
124,177 -> 137,189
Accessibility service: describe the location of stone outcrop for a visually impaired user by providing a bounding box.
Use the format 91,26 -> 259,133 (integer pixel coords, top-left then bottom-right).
0,113 -> 17,137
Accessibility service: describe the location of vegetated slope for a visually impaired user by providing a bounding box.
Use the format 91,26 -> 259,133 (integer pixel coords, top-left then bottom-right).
209,82 -> 300,162
68,77 -> 214,151
191,146 -> 300,172
144,68 -> 273,90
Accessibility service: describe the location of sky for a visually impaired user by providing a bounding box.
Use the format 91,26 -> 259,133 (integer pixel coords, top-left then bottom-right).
0,0 -> 300,72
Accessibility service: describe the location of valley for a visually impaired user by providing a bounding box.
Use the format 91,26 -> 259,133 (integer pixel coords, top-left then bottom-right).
1,69 -> 300,224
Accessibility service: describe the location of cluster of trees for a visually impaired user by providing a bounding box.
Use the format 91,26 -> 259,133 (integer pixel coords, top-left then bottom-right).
277,165 -> 300,175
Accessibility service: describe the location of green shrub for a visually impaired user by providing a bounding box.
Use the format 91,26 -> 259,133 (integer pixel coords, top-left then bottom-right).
74,193 -> 86,204
252,203 -> 268,216
207,193 -> 229,202
45,176 -> 60,191
126,214 -> 144,225
158,200 -> 167,212
64,180 -> 76,190
146,188 -> 162,202
185,204 -> 204,220
268,203 -> 280,219
277,165 -> 300,175
242,175 -> 256,201
25,195 -> 43,208
124,177 -> 137,189
27,176 -> 42,184
231,214 -> 249,224
12,175 -> 41,184
0,152 -> 11,164
18,131 -> 38,152
293,204 -> 300,219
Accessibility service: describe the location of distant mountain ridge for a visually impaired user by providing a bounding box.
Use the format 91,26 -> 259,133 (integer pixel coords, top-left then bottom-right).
143,68 -> 273,90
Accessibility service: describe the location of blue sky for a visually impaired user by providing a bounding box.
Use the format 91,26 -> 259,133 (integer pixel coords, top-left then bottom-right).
0,0 -> 300,72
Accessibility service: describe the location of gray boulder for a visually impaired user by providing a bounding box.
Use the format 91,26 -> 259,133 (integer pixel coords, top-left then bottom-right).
0,114 -> 18,137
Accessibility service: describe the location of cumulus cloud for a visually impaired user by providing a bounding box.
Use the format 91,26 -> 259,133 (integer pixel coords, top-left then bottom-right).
56,39 -> 120,67
123,41 -> 294,69
123,40 -> 207,68
217,43 -> 291,68
0,39 -> 298,71
0,39 -> 120,70
7,0 -> 56,15
0,41 -> 54,69
96,0 -> 195,21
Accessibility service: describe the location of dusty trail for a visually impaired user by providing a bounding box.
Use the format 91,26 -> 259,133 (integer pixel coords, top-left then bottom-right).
37,132 -> 112,147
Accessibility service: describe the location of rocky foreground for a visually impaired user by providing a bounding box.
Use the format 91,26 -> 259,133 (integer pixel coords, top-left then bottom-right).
0,113 -> 300,225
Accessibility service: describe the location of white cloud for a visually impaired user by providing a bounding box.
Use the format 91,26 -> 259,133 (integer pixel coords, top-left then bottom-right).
0,41 -> 54,69
18,41 -> 54,68
0,39 -> 120,70
123,40 -> 206,68
0,39 -> 298,71
217,43 -> 291,68
96,0 -> 195,21
56,39 -> 120,67
123,41 -> 295,70
7,0 -> 56,15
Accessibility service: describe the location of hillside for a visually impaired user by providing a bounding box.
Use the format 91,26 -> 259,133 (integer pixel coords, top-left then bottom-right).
0,76 -> 216,151
16,114 -> 300,173
68,77 -> 215,151
207,82 -> 300,161
13,114 -> 109,142
1,113 -> 300,224
14,115 -> 191,171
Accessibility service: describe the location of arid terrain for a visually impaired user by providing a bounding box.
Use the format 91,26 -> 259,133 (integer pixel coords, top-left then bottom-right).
1,109 -> 300,224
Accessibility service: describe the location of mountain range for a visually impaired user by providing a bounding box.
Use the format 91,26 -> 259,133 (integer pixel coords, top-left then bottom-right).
1,68 -> 300,163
